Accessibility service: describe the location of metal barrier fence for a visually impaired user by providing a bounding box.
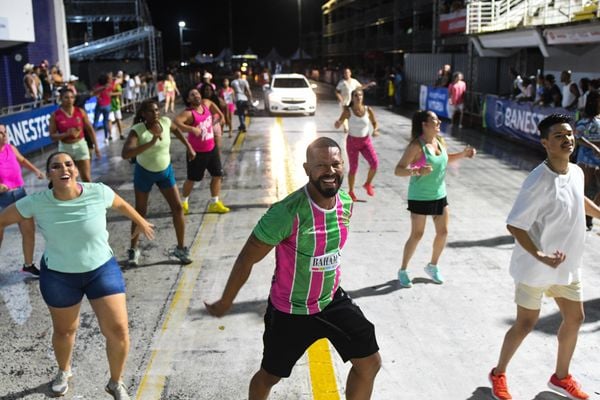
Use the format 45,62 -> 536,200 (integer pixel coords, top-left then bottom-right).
1,84 -> 159,118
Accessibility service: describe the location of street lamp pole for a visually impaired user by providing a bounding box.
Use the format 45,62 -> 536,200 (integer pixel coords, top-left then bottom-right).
178,20 -> 186,63
297,0 -> 302,53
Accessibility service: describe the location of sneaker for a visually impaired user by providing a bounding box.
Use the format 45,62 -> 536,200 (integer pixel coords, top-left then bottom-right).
398,269 -> 412,288
182,200 -> 189,215
548,373 -> 589,399
207,200 -> 230,214
363,183 -> 375,197
105,379 -> 131,400
104,138 -> 109,144
127,248 -> 140,267
424,263 -> 444,284
488,369 -> 512,400
51,369 -> 72,396
348,191 -> 357,202
171,246 -> 193,265
21,263 -> 40,277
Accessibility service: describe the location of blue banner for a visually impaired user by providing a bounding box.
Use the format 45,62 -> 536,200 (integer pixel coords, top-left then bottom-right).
0,98 -> 101,155
419,85 -> 450,119
483,96 -> 577,147
0,104 -> 57,155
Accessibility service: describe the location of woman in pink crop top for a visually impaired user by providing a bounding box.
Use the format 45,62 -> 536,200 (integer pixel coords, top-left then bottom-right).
219,78 -> 236,137
0,124 -> 44,276
50,88 -> 101,182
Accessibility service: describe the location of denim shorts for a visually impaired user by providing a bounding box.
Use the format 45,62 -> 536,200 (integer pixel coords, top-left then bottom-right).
133,163 -> 176,193
0,187 -> 27,210
40,256 -> 126,308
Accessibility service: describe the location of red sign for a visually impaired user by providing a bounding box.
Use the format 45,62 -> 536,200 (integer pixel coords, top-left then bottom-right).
439,9 -> 467,35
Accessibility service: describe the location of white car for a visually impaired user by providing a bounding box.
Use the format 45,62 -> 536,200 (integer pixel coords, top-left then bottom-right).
263,73 -> 317,116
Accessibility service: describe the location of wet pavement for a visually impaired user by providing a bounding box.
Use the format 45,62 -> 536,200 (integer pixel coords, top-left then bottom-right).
1,94 -> 599,400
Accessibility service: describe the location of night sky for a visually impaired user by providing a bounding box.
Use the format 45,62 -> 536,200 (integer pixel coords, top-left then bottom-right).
145,0 -> 323,62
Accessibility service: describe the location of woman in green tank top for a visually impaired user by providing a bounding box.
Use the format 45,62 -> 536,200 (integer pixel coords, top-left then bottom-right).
393,110 -> 476,288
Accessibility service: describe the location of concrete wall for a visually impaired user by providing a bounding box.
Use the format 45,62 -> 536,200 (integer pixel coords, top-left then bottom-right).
0,0 -> 60,108
544,44 -> 600,84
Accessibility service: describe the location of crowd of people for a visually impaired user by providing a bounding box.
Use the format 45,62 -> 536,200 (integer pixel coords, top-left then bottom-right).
1,67 -> 261,399
2,63 -> 600,400
508,68 -> 600,112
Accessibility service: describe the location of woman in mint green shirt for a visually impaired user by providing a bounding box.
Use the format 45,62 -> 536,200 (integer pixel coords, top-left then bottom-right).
0,151 -> 154,398
394,110 -> 476,288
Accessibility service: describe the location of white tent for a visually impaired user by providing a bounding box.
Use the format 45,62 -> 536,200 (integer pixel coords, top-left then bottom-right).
289,48 -> 312,60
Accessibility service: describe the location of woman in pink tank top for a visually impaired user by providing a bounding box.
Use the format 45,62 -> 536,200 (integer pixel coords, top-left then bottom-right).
219,78 -> 236,137
0,124 -> 44,275
49,89 -> 101,182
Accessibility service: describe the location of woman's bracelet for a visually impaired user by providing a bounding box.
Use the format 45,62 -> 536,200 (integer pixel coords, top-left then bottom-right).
410,168 -> 420,177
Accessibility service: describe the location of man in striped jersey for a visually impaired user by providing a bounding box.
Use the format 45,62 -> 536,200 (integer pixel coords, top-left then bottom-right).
206,137 -> 381,399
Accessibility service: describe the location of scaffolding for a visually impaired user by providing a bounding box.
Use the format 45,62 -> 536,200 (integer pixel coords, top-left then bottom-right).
64,0 -> 162,72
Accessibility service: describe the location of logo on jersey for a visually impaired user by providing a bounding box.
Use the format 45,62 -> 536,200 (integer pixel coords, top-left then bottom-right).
310,251 -> 341,272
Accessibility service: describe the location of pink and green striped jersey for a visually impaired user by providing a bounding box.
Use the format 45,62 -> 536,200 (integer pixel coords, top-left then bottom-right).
253,186 -> 353,315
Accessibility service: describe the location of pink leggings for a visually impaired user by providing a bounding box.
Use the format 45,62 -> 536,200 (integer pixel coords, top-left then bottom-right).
346,135 -> 379,175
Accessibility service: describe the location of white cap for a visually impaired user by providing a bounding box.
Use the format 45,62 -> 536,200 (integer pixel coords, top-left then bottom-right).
203,72 -> 212,79
23,63 -> 34,73
69,75 -> 79,81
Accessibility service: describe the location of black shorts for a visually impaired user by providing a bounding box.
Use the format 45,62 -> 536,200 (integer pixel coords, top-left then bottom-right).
407,196 -> 448,216
186,147 -> 223,181
261,287 -> 379,378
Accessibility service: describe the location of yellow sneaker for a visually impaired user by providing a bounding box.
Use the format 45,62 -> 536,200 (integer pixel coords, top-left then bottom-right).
207,200 -> 230,214
182,200 -> 189,215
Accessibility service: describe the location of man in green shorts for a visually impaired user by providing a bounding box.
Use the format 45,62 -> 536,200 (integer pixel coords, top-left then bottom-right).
205,137 -> 381,399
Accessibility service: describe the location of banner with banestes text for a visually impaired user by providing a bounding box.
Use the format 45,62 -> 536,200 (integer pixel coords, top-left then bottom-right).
0,98 -> 100,155
483,95 -> 576,147
419,85 -> 451,119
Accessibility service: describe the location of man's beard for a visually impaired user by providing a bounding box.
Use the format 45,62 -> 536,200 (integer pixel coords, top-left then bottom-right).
309,174 -> 343,198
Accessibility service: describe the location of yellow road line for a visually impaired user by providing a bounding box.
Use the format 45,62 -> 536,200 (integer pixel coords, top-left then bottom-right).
135,216 -> 216,399
275,117 -> 341,400
136,133 -> 246,399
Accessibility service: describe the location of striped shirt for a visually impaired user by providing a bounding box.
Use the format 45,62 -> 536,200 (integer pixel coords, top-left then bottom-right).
253,186 -> 352,315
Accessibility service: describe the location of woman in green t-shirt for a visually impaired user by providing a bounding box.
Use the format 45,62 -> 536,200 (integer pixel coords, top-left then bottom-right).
394,110 -> 476,288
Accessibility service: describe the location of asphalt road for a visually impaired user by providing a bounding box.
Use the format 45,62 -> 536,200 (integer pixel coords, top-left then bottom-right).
1,93 -> 599,400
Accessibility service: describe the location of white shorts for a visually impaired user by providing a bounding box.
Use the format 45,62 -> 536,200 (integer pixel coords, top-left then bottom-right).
58,139 -> 90,161
515,281 -> 583,310
109,110 -> 122,121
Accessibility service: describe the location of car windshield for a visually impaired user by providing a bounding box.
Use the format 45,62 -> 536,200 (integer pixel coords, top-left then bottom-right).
272,78 -> 308,88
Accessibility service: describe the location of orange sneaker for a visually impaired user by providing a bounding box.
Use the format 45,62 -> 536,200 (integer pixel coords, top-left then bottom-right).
548,374 -> 589,399
489,369 -> 512,400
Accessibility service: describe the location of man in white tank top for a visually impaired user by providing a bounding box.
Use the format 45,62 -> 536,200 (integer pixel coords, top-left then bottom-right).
560,70 -> 580,110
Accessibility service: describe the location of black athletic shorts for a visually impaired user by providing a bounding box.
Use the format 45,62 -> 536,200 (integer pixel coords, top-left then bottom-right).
407,196 -> 448,216
261,287 -> 379,378
186,147 -> 223,181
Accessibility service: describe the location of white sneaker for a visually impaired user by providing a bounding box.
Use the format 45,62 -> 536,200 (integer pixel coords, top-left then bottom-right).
105,379 -> 131,400
127,248 -> 140,266
51,369 -> 72,396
